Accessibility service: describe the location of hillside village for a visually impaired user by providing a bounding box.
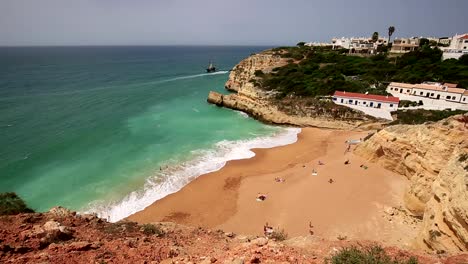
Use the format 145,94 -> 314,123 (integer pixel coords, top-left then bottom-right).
304,30 -> 468,120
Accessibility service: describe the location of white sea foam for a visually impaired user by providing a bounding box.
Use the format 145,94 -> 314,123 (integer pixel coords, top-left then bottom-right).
235,110 -> 250,118
157,71 -> 229,84
85,127 -> 301,222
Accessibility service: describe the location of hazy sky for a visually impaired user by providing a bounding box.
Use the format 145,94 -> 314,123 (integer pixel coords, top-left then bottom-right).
1,0 -> 467,46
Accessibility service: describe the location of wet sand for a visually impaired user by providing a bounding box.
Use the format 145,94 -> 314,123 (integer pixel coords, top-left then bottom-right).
128,128 -> 415,247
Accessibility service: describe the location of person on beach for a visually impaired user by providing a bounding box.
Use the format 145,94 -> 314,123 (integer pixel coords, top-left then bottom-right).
257,193 -> 267,201
318,160 -> 324,165
309,222 -> 314,235
345,144 -> 351,153
344,159 -> 350,165
328,178 -> 334,184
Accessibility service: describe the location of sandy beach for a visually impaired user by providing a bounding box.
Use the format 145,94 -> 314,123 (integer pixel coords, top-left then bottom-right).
128,128 -> 416,247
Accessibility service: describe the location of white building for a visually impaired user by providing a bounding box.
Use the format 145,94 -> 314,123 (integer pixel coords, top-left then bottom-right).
442,33 -> 468,60
462,90 -> 468,104
331,36 -> 388,54
333,91 -> 399,110
390,37 -> 420,53
387,82 -> 467,104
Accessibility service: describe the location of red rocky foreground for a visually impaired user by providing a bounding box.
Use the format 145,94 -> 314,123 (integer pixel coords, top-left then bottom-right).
1,207 -> 467,264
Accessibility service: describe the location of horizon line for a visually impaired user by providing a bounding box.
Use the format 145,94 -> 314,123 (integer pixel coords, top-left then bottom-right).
0,44 -> 284,48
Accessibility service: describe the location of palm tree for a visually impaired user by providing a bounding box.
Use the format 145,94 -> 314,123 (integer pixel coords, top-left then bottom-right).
388,26 -> 395,44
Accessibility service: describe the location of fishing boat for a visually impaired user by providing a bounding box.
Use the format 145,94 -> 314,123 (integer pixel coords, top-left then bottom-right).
206,61 -> 216,73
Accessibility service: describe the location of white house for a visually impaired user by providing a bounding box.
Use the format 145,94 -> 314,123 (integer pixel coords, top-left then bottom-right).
442,33 -> 468,60
390,37 -> 420,53
332,91 -> 399,110
462,90 -> 468,104
387,82 -> 414,94
387,82 -> 467,104
330,36 -> 388,54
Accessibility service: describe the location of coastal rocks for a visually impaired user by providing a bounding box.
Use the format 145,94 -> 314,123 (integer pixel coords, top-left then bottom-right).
207,91 -> 224,106
355,115 -> 468,253
207,50 -> 379,130
48,206 -> 75,219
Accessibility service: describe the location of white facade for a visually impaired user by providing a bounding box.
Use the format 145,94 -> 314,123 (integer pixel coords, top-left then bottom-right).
442,33 -> 468,60
332,92 -> 399,111
386,82 -> 467,104
331,36 -> 388,53
461,91 -> 468,104
387,82 -> 413,94
390,37 -> 420,53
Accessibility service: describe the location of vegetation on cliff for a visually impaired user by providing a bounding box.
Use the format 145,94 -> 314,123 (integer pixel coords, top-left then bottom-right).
328,245 -> 418,264
256,46 -> 468,98
0,192 -> 34,215
389,109 -> 467,125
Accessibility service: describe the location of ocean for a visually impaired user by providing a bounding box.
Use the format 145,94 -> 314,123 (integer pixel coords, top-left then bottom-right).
0,46 -> 300,221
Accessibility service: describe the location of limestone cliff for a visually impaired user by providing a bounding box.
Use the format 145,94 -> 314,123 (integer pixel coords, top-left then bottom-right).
355,115 -> 468,253
207,51 -> 380,130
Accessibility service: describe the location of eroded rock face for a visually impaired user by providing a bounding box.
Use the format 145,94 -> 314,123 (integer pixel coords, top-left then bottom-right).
355,115 -> 468,253
208,50 -> 379,130
225,53 -> 288,97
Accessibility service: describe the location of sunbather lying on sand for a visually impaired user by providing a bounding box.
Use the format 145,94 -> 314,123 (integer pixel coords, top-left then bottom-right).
256,193 -> 267,201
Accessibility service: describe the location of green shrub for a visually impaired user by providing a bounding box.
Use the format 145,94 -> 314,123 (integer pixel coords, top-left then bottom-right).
389,109 -> 467,125
141,223 -> 165,237
399,100 -> 418,108
258,46 -> 468,98
254,70 -> 264,77
0,192 -> 34,215
327,245 -> 418,264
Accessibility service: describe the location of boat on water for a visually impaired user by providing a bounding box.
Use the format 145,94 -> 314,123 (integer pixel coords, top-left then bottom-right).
206,61 -> 216,73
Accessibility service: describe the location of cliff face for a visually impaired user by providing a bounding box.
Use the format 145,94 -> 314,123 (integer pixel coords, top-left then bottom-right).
355,116 -> 468,253
207,51 -> 380,130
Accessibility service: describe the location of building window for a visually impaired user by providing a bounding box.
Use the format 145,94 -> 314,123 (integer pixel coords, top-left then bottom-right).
447,96 -> 451,100
463,98 -> 466,102
390,104 -> 393,107
431,93 -> 434,96
341,99 -> 344,103
407,90 -> 410,93
349,100 -> 353,103
420,92 -> 423,95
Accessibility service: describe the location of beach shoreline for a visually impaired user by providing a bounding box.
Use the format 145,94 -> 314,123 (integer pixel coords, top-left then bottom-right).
128,127 -> 416,248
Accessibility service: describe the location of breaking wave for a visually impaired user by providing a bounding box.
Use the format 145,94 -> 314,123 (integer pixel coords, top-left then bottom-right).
85,127 -> 300,222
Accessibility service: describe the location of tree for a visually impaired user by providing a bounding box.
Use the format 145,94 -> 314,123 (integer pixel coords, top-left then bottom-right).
388,26 -> 395,43
459,54 -> 468,65
372,32 -> 379,42
419,38 -> 429,47
297,42 -> 306,47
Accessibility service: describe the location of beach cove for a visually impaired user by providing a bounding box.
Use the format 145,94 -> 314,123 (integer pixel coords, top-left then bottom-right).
128,127 -> 417,248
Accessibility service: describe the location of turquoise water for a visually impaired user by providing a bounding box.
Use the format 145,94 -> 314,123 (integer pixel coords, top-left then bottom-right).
0,46 -> 299,220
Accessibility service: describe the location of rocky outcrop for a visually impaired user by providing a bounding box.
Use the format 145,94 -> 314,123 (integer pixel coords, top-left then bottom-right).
208,50 -> 380,130
208,91 -> 371,129
225,53 -> 288,96
355,115 -> 468,253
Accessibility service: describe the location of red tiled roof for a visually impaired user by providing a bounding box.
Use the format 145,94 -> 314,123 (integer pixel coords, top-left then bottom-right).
459,34 -> 468,40
333,91 -> 399,103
